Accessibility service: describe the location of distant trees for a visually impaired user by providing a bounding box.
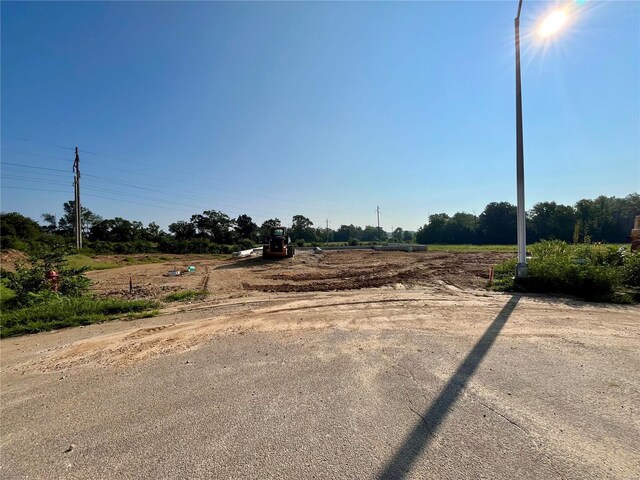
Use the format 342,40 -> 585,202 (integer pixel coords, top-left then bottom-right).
43,201 -> 102,237
1,193 -> 637,255
415,194 -> 639,245
1,212 -> 44,250
479,202 -> 517,245
235,214 -> 258,242
190,210 -> 235,244
334,224 -> 363,243
290,215 -> 316,243
528,202 -> 576,243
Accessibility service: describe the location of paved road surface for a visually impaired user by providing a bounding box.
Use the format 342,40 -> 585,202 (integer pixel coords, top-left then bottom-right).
1,288 -> 638,479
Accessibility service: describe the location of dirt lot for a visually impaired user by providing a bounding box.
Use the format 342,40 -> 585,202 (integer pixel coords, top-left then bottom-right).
2,250 -> 639,479
87,250 -> 512,299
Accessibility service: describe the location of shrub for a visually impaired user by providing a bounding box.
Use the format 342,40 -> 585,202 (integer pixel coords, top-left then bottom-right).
621,252 -> 640,288
236,238 -> 255,250
4,249 -> 90,308
493,240 -> 629,301
521,241 -> 621,300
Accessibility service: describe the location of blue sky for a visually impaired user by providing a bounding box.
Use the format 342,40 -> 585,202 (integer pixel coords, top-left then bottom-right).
2,1 -> 638,232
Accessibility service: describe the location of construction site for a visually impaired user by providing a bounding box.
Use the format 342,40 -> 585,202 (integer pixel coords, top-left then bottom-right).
2,248 -> 639,479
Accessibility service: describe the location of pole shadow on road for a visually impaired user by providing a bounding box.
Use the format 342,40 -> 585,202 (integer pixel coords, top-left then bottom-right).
378,294 -> 521,479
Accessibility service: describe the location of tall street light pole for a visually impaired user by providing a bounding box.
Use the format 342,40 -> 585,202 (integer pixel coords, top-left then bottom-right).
514,0 -> 528,278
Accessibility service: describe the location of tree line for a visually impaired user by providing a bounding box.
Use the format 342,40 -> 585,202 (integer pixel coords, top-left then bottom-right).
416,194 -> 639,245
1,193 -> 637,254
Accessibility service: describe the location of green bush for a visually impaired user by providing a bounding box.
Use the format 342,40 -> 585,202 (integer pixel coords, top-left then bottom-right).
4,249 -> 90,308
493,240 -> 634,301
621,252 -> 640,288
236,238 -> 255,250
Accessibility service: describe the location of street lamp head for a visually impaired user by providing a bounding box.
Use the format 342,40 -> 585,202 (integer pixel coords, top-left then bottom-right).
538,9 -> 568,38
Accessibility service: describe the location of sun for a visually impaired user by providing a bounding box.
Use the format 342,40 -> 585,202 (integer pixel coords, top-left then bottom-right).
539,9 -> 569,38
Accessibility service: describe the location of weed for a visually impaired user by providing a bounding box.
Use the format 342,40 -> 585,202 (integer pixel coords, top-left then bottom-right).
164,290 -> 208,302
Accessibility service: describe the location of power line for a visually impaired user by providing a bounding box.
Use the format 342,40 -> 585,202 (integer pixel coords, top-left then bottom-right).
3,136 -> 374,214
1,147 -> 335,213
1,134 -> 75,151
0,161 -> 69,174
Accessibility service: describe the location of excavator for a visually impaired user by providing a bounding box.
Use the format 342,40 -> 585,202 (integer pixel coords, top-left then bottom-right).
263,227 -> 295,259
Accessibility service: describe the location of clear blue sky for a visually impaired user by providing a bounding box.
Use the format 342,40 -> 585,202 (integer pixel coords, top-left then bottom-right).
2,1 -> 638,232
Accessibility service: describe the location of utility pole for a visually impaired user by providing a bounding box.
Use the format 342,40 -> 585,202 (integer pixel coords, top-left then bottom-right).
376,206 -> 381,243
73,147 -> 82,249
325,218 -> 329,245
514,0 -> 527,277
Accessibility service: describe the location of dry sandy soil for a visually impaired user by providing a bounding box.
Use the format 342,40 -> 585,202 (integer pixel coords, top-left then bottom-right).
86,249 -> 511,300
1,250 -> 639,479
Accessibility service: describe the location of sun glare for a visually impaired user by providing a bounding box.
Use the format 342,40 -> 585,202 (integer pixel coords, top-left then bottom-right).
539,10 -> 568,38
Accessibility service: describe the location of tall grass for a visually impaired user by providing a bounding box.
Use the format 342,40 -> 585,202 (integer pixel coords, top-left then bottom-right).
1,297 -> 159,338
64,255 -> 120,270
493,241 -> 639,302
165,290 -> 208,302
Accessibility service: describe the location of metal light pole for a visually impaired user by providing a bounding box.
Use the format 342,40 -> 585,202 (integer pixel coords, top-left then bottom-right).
514,0 -> 528,278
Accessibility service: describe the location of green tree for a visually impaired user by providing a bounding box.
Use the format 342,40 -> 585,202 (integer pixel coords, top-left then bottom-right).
144,222 -> 164,242
1,212 -> 43,249
416,213 -> 450,244
168,221 -> 197,240
361,225 -> 385,242
235,214 -> 258,241
447,212 -> 479,244
391,227 -> 404,242
402,230 -> 415,243
334,224 -> 363,243
190,210 -> 235,243
478,202 -> 517,244
291,215 -> 316,242
53,200 -> 102,237
528,202 -> 576,243
259,218 -> 281,243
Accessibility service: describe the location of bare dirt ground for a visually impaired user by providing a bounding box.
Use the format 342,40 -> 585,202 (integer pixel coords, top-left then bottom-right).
86,250 -> 512,299
1,250 -> 639,479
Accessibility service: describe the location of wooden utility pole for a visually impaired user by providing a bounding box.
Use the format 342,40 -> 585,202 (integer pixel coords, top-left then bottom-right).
73,147 -> 82,249
325,219 -> 329,245
376,206 -> 381,243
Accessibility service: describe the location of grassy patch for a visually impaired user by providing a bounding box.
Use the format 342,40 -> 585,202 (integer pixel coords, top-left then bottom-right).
429,244 -> 518,253
0,281 -> 15,305
0,297 -> 159,338
492,241 -> 638,302
65,254 -> 120,270
164,290 -> 208,302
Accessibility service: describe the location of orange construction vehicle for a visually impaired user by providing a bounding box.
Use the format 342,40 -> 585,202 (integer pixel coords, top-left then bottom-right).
263,227 -> 295,259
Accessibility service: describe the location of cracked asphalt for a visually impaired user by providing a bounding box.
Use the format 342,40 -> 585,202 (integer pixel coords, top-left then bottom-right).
1,288 -> 639,479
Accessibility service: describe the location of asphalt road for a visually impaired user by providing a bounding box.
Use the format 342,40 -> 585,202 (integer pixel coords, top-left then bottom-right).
1,290 -> 639,479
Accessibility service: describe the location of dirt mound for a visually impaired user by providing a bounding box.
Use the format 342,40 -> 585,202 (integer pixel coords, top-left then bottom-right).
0,249 -> 28,271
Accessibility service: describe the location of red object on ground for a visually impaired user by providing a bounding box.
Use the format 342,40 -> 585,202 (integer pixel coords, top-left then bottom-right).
45,270 -> 60,292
